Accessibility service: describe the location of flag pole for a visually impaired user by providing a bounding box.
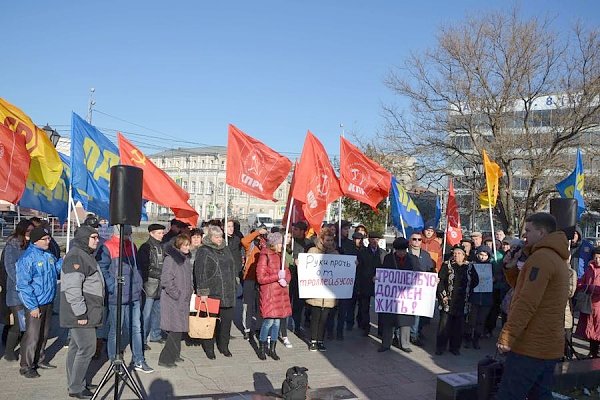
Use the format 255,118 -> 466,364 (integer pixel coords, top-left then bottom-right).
65,185 -> 74,252
224,183 -> 229,245
282,196 -> 295,271
399,212 -> 407,238
488,203 -> 497,260
338,126 -> 344,248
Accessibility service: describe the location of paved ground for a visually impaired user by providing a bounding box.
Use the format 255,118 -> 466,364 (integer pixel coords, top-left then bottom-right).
0,303 -> 591,400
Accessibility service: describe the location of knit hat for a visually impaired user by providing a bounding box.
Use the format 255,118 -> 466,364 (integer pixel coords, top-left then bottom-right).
476,246 -> 493,257
30,226 -> 51,243
267,232 -> 283,246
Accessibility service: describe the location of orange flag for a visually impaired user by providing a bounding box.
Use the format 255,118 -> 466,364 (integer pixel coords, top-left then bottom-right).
117,133 -> 199,226
339,137 -> 391,210
446,179 -> 463,246
290,131 -> 342,233
226,124 -> 292,201
480,150 -> 503,209
0,124 -> 31,203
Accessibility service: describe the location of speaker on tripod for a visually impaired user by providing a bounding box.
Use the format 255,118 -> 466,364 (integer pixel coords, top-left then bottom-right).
549,198 -> 578,241
92,165 -> 145,400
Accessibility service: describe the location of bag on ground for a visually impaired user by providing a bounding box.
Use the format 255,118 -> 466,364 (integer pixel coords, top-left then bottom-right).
281,366 -> 309,400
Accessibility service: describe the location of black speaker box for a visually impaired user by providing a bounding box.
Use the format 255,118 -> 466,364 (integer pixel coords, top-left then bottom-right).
549,198 -> 578,240
109,165 -> 143,226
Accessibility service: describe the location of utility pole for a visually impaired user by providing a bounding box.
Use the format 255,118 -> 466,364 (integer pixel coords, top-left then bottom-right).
87,88 -> 95,123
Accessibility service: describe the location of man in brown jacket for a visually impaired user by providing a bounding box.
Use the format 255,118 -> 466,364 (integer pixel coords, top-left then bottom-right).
497,212 -> 570,400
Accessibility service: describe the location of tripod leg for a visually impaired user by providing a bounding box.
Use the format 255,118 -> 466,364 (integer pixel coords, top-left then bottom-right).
90,365 -> 116,400
119,365 -> 145,399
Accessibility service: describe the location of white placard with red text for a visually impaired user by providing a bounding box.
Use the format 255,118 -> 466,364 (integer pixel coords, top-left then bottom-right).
297,253 -> 357,299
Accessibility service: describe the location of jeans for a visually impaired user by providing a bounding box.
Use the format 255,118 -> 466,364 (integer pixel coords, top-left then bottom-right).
142,297 -> 162,343
108,300 -> 144,364
497,352 -> 559,400
259,318 -> 280,342
411,316 -> 421,340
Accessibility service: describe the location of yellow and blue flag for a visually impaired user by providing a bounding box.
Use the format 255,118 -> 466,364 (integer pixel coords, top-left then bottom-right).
556,149 -> 585,219
390,176 -> 424,234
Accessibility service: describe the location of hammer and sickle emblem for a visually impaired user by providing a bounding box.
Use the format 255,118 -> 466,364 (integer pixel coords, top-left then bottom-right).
131,149 -> 146,165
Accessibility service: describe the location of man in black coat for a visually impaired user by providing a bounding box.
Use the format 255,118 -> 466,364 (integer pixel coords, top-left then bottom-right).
356,231 -> 386,336
60,226 -> 103,398
138,224 -> 166,350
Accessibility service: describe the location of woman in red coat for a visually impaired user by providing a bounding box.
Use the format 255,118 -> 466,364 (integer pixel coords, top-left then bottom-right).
256,232 -> 291,360
575,248 -> 600,358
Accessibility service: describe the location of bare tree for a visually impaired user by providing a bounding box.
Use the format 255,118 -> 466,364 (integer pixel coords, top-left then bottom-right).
381,9 -> 600,234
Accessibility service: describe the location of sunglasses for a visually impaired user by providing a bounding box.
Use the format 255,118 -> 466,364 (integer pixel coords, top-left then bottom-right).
411,238 -> 422,242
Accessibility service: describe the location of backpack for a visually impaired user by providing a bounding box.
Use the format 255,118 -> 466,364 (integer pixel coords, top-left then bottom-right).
281,366 -> 309,400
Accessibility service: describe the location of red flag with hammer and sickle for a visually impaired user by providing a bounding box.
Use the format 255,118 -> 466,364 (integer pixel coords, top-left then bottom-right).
117,132 -> 199,226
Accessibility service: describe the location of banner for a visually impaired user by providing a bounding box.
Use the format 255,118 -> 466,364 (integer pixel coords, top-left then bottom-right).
118,132 -> 199,226
282,161 -> 306,226
297,253 -> 356,299
446,179 -> 462,246
291,131 -> 342,233
374,268 -> 437,317
19,153 -> 70,222
390,176 -> 424,233
70,113 -> 120,218
339,137 -> 391,210
472,264 -> 493,293
226,124 -> 292,201
0,98 -> 63,189
556,149 -> 585,219
0,124 -> 30,203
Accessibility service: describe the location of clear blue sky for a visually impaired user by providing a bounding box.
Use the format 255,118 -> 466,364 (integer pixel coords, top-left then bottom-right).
3,1 -> 598,158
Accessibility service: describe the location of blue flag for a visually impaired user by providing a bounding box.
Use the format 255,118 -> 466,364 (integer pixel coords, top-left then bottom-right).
71,113 -> 120,218
390,176 -> 424,236
434,195 -> 442,229
19,153 -> 70,223
555,149 -> 585,219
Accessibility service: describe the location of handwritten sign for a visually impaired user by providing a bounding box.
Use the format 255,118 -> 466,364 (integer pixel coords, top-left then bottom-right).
473,263 -> 493,293
374,268 -> 437,317
298,253 -> 357,299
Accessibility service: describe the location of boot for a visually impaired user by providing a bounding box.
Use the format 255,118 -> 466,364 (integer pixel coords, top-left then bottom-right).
257,341 -> 267,360
472,333 -> 481,350
269,342 -> 280,361
93,338 -> 104,360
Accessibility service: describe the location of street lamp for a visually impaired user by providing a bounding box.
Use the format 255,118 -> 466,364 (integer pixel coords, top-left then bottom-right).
42,124 -> 61,147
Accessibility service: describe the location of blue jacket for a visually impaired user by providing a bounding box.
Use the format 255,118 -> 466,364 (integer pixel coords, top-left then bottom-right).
16,244 -> 62,310
97,237 -> 142,305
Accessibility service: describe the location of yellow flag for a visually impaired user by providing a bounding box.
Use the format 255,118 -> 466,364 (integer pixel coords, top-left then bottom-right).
0,98 -> 63,190
480,150 -> 502,209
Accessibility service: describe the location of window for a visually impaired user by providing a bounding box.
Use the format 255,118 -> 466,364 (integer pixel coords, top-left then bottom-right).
277,189 -> 284,199
190,181 -> 196,193
218,182 -> 224,195
201,160 -> 205,169
207,182 -> 214,194
198,181 -> 204,194
182,180 -> 188,190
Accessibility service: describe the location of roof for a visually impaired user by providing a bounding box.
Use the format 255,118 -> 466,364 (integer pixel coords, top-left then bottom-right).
150,146 -> 227,158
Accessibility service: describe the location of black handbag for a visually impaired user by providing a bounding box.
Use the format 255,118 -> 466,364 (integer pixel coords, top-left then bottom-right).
478,353 -> 504,400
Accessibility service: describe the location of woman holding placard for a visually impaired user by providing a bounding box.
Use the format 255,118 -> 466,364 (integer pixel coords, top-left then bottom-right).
464,246 -> 492,350
435,244 -> 478,356
256,232 -> 291,360
306,227 -> 338,352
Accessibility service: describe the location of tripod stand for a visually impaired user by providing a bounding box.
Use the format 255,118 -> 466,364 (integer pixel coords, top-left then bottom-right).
92,224 -> 144,400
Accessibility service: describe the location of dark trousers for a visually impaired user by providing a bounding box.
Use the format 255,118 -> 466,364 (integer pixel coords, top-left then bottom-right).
5,305 -> 23,359
66,327 -> 96,394
466,304 -> 490,338
436,311 -> 464,353
289,270 -> 304,330
309,306 -> 330,342
279,318 -> 288,337
497,352 -> 559,400
159,331 -> 182,364
20,303 -> 52,371
485,289 -> 505,334
345,296 -> 357,328
201,306 -> 234,353
328,299 -> 352,336
590,340 -> 600,358
357,295 -> 371,332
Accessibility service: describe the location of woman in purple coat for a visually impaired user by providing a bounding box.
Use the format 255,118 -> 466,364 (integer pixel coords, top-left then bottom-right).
158,234 -> 194,368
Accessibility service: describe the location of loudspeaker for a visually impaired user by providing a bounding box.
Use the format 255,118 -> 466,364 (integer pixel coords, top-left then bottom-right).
549,198 -> 577,240
109,165 -> 143,226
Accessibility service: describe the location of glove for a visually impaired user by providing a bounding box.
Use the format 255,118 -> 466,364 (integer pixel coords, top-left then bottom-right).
278,279 -> 288,287
278,270 -> 286,280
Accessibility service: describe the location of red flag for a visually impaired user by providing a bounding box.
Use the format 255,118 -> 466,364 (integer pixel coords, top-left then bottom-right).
226,124 -> 292,201
290,131 -> 342,233
339,137 -> 391,210
446,179 -> 463,246
0,124 -> 30,203
117,133 -> 199,226
282,162 -> 306,226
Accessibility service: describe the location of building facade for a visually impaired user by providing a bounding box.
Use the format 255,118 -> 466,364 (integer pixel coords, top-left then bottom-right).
148,146 -> 291,223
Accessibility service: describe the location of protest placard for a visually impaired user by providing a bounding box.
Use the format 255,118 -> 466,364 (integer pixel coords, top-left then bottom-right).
297,253 -> 357,299
473,263 -> 493,293
374,268 -> 437,317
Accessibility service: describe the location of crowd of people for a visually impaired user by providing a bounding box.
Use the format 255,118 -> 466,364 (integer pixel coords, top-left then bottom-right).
0,213 -> 598,399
